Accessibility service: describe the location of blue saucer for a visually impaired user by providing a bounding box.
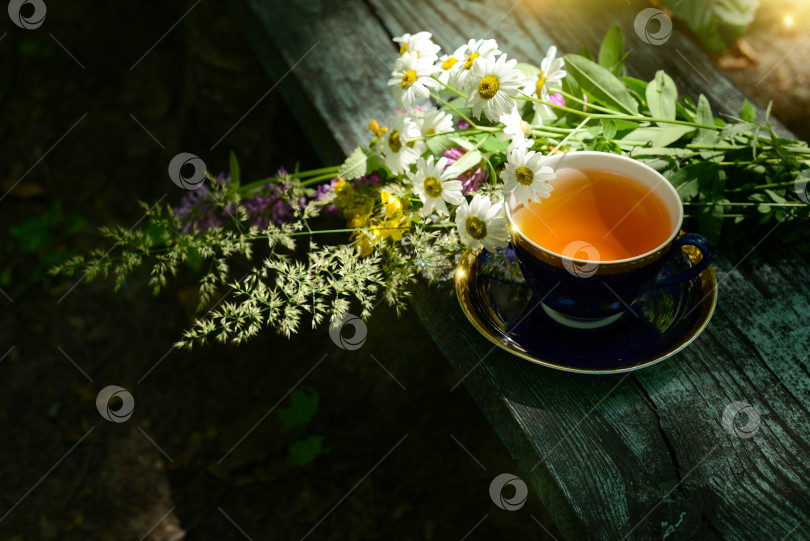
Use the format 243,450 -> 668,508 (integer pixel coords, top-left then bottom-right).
454,247 -> 717,374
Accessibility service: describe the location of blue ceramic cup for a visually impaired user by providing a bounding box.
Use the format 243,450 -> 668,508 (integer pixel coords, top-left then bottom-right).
505,151 -> 712,330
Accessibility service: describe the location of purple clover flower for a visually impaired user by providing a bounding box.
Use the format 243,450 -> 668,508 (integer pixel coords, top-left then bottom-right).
443,146 -> 489,195
173,168 -> 385,232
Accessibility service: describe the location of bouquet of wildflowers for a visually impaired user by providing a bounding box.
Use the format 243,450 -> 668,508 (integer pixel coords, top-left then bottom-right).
53,28 -> 810,346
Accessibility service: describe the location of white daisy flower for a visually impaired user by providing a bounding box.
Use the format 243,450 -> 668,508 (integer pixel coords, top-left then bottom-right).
465,54 -> 525,122
408,155 -> 464,217
455,194 -> 510,252
389,51 -> 439,110
500,146 -> 556,207
522,46 -> 566,119
434,46 -> 465,85
393,31 -> 441,63
499,105 -> 535,152
419,108 -> 454,138
382,112 -> 422,174
449,39 -> 501,91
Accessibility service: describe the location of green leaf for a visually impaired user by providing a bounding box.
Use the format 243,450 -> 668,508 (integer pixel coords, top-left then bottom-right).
578,45 -> 593,61
602,119 -> 617,140
65,214 -> 86,236
740,98 -> 756,122
448,135 -> 475,151
288,435 -> 325,466
479,136 -> 509,153
426,134 -> 454,155
660,0 -> 758,53
563,54 -> 639,115
598,24 -> 625,75
699,199 -> 726,242
621,127 -> 661,144
9,215 -> 52,252
667,162 -> 716,201
694,95 -> 719,146
764,188 -> 787,203
278,391 -> 319,431
621,77 -> 647,109
229,151 -> 241,184
697,169 -> 726,242
338,146 -> 369,180
622,76 -> 648,99
452,149 -> 483,174
653,125 -> 695,147
646,71 -> 677,124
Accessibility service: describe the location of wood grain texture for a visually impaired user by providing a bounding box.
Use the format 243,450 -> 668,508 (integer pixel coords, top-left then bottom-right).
224,0 -> 398,164
230,0 -> 809,537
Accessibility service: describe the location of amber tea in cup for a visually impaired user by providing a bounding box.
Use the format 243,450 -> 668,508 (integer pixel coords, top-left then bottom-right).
511,167 -> 672,262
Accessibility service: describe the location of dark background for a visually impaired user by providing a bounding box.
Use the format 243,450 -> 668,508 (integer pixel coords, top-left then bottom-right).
0,1 -> 807,540
0,1 -> 554,539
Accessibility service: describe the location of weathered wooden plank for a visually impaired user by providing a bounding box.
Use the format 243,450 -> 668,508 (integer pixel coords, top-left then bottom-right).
631,253 -> 810,537
224,0 -> 397,163
410,282 -> 687,538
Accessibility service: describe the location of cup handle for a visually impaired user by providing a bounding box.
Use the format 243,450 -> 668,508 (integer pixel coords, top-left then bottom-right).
652,233 -> 713,288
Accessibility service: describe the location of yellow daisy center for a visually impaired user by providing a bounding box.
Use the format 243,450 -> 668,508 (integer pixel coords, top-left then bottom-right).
515,166 -> 534,186
401,70 -> 418,89
388,130 -> 402,153
465,216 -> 488,240
424,176 -> 443,198
442,57 -> 458,70
520,120 -> 532,139
400,43 -> 408,54
478,75 -> 500,100
464,53 -> 479,70
535,71 -> 547,96
425,128 -> 435,136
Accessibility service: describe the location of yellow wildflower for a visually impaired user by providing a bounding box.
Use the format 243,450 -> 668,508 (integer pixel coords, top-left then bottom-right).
333,178 -> 350,195
355,236 -> 375,257
380,191 -> 403,218
367,119 -> 388,138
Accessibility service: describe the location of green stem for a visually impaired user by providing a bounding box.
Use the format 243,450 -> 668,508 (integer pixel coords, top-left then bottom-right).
239,166 -> 341,193
684,214 -> 747,219
415,126 -> 498,142
430,91 -> 477,129
431,75 -> 468,99
554,90 -> 618,115
547,116 -> 592,155
727,180 -> 804,193
285,223 -> 454,237
683,201 -> 806,207
516,95 -> 720,131
301,173 -> 340,186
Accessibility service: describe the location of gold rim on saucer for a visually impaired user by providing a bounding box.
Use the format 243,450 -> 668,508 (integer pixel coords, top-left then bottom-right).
454,248 -> 718,374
